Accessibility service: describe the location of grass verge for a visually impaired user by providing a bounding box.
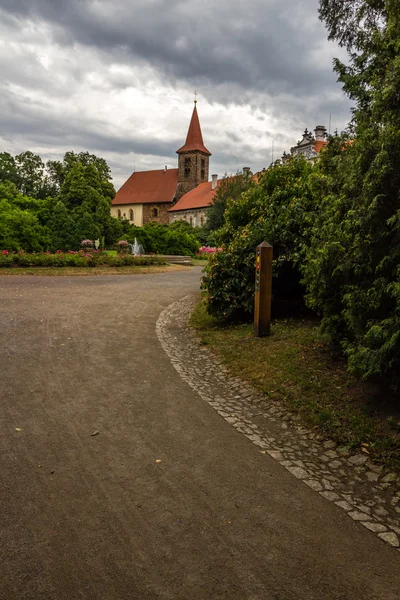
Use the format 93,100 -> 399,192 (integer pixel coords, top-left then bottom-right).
190,298 -> 400,471
191,258 -> 208,267
0,265 -> 186,276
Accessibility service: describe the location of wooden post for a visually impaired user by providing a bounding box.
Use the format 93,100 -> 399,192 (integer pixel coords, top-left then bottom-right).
254,241 -> 273,337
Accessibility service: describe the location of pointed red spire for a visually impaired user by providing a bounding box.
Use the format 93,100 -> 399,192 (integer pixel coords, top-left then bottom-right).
176,103 -> 211,155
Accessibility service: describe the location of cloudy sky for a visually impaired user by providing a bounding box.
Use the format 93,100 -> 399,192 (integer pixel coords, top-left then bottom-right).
0,0 -> 351,189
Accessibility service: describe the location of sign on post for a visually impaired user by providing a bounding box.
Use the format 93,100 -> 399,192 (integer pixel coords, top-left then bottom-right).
254,241 -> 273,337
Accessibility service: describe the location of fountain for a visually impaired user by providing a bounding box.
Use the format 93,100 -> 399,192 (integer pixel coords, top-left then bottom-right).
130,238 -> 145,256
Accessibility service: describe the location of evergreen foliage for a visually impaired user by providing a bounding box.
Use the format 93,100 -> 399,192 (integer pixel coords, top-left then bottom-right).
301,0 -> 400,388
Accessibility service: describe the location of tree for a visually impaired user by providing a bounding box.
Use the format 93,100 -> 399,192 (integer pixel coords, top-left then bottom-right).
0,153 -> 19,186
15,151 -> 45,197
205,171 -> 254,233
47,151 -> 113,194
302,0 -> 400,388
47,201 -> 76,251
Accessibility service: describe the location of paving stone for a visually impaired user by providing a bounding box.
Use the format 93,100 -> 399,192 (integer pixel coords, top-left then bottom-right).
335,500 -> 352,511
374,506 -> 389,517
324,450 -> 338,459
366,471 -> 379,482
329,460 -> 342,470
348,455 -> 368,466
322,479 -> 334,491
349,511 -> 372,521
356,504 -> 372,515
361,522 -> 387,534
305,479 -> 323,492
323,441 -> 336,449
377,532 -> 400,547
287,466 -> 308,480
320,491 -> 340,502
267,451 -> 282,460
381,472 -> 398,484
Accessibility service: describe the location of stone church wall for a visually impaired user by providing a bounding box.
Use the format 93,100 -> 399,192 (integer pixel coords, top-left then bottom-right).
169,208 -> 209,227
142,203 -> 170,226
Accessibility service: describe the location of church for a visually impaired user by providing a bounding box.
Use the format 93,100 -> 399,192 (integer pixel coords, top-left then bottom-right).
111,101 -> 216,227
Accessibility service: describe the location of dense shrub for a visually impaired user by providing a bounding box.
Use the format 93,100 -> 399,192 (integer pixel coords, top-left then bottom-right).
202,157 -> 315,320
124,222 -> 200,256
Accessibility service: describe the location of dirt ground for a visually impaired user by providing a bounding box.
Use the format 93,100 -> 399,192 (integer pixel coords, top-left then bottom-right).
1,270 -> 400,600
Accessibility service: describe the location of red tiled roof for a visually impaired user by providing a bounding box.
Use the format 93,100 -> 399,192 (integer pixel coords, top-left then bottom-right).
112,168 -> 178,206
169,179 -> 221,212
314,140 -> 328,153
176,104 -> 211,156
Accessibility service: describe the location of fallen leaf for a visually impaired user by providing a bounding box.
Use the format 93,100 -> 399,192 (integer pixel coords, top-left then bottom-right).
361,447 -> 370,454
91,431 -> 99,436
361,443 -> 370,447
15,428 -> 22,432
155,459 -> 162,463
260,450 -> 267,455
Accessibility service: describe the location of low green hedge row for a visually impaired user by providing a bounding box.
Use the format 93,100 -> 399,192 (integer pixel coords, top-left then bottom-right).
0,252 -> 166,268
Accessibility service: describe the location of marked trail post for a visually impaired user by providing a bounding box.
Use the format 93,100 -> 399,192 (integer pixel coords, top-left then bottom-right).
254,241 -> 273,337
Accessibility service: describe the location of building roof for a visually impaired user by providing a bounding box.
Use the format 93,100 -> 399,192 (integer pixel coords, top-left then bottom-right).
169,179 -> 221,212
112,168 -> 178,206
314,140 -> 328,153
176,103 -> 211,156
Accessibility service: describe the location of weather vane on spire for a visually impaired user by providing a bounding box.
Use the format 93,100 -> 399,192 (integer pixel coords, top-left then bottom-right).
194,90 -> 198,104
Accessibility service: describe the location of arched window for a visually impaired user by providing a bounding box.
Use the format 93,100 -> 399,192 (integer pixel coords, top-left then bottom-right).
200,216 -> 204,226
129,209 -> 134,222
184,168 -> 191,179
189,216 -> 193,226
151,207 -> 159,218
117,209 -> 121,218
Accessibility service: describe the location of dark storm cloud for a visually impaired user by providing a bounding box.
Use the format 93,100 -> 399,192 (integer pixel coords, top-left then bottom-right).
0,0 -> 344,98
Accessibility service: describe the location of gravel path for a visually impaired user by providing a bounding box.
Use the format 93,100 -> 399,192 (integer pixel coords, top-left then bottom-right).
0,270 -> 399,600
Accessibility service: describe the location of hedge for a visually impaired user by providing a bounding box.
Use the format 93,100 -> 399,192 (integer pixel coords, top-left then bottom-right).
0,251 -> 166,268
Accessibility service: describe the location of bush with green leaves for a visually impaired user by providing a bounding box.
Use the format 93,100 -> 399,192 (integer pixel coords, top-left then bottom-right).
202,157 -> 315,320
122,222 -> 200,256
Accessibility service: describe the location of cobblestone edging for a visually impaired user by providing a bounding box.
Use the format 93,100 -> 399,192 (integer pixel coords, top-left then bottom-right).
156,295 -> 400,551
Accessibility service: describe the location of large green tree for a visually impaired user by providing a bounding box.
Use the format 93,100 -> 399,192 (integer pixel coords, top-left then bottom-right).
47,151 -> 113,194
302,0 -> 400,387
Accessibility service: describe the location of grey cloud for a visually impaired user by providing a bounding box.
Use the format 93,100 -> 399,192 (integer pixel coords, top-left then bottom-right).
0,0 -> 345,98
0,0 -> 353,187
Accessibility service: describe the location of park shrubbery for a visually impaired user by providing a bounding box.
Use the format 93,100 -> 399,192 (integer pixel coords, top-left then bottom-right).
123,221 -> 200,256
202,157 -> 315,320
0,250 -> 165,268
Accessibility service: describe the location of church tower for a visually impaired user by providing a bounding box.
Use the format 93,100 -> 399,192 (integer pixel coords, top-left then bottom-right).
176,101 -> 211,199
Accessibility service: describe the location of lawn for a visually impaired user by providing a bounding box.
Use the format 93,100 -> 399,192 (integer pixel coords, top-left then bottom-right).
190,299 -> 400,471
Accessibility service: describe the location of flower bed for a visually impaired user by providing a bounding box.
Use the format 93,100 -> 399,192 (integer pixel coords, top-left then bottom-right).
0,250 -> 166,268
196,246 -> 222,259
